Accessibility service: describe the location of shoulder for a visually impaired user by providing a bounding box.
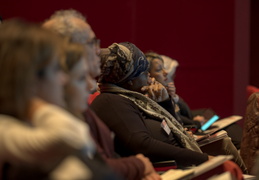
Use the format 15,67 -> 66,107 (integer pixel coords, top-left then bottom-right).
31,104 -> 95,151
90,93 -> 140,118
95,93 -> 125,100
92,93 -> 135,107
32,104 -> 82,128
33,104 -> 73,120
0,114 -> 27,132
0,114 -> 21,123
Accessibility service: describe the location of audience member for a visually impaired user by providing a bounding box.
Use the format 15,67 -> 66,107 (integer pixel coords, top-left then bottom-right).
42,9 -> 100,92
146,52 -> 243,149
145,52 -> 247,171
0,19 -> 100,179
43,9 -> 160,180
146,52 -> 214,126
91,42 -> 247,173
91,42 -> 213,167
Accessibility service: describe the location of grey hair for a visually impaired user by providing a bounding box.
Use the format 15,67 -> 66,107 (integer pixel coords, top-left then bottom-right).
50,9 -> 86,21
161,55 -> 179,75
44,9 -> 89,44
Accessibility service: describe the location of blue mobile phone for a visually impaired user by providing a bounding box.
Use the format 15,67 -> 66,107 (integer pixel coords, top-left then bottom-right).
201,115 -> 220,131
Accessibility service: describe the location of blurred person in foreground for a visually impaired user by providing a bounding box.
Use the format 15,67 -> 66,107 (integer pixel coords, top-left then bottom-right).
43,9 -> 160,180
0,19 -> 103,179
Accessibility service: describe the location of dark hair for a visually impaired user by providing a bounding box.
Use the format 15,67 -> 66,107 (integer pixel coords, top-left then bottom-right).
0,19 -> 65,120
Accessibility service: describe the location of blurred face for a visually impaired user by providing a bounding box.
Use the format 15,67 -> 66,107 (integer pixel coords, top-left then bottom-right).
77,19 -> 101,79
43,18 -> 101,80
86,37 -> 101,78
149,59 -> 168,86
37,56 -> 67,107
65,57 -> 90,113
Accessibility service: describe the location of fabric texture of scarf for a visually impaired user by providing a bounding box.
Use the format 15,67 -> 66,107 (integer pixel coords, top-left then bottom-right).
99,83 -> 202,153
98,42 -> 149,85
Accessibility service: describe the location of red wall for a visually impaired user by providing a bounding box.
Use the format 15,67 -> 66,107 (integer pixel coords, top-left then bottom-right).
250,0 -> 259,87
0,0 -> 250,119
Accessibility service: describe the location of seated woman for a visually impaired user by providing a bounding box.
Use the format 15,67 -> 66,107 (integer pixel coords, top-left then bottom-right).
144,52 -> 246,172
90,42 -> 247,173
0,19 -> 112,180
90,42 -> 212,168
146,52 -> 243,150
62,41 -> 160,180
145,52 -> 211,128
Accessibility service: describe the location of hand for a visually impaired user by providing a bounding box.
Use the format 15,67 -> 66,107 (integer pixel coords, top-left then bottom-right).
184,128 -> 194,137
166,82 -> 176,98
193,115 -> 206,125
141,78 -> 169,102
208,155 -> 215,160
136,154 -> 161,180
142,172 -> 161,180
194,135 -> 205,141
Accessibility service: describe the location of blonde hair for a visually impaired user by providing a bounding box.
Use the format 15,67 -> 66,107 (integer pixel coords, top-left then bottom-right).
161,55 -> 179,83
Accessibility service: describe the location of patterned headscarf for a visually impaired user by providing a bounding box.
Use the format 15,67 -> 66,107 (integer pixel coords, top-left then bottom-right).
98,42 -> 149,85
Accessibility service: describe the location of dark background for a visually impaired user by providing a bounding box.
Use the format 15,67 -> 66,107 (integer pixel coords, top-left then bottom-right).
1,0 -> 257,126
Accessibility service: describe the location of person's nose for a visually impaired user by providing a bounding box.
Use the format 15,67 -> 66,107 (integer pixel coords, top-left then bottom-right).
95,44 -> 101,55
163,69 -> 168,76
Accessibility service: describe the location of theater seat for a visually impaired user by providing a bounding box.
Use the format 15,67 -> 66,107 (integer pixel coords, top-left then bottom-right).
88,91 -> 100,105
153,160 -> 177,173
246,85 -> 259,99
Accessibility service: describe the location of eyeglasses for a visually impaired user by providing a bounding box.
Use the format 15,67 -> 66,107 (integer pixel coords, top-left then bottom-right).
86,37 -> 100,48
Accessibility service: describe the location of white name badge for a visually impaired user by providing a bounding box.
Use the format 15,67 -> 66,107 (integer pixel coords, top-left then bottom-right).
161,120 -> 171,135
